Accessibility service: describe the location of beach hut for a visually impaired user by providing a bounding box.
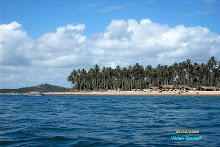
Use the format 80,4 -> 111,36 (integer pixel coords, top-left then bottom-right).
160,85 -> 174,91
150,86 -> 159,91
160,85 -> 193,91
198,86 -> 218,91
161,85 -> 175,89
149,86 -> 164,91
173,85 -> 193,91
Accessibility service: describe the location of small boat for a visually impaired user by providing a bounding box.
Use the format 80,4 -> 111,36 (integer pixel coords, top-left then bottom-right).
29,92 -> 44,96
34,92 -> 44,96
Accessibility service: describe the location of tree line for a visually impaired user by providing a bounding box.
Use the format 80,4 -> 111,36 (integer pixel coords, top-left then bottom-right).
67,57 -> 220,91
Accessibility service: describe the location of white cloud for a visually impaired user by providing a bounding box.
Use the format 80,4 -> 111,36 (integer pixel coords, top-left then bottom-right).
36,24 -> 86,52
31,24 -> 87,67
90,19 -> 220,66
0,21 -> 33,66
0,19 -> 220,88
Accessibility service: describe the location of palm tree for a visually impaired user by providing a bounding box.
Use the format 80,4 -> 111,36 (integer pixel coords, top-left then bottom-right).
93,64 -> 100,90
77,69 -> 82,90
145,65 -> 153,87
67,56 -> 219,91
67,69 -> 78,89
101,67 -> 108,90
207,56 -> 217,85
185,59 -> 193,85
127,66 -> 133,90
81,69 -> 87,90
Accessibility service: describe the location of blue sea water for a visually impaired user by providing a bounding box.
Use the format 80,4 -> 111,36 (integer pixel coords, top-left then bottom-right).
0,95 -> 220,146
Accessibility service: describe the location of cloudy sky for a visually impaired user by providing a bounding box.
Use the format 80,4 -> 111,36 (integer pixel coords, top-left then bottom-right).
0,0 -> 220,89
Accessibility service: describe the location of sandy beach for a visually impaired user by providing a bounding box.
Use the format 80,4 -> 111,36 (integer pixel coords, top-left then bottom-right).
43,91 -> 220,96
1,91 -> 220,96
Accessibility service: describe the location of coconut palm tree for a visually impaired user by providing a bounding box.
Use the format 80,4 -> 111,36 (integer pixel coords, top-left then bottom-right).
67,56 -> 219,91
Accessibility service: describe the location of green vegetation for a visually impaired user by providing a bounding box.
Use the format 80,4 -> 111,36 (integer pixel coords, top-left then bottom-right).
67,56 -> 220,91
0,83 -> 70,93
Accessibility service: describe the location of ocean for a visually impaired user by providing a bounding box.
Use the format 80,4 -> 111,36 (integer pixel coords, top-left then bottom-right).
0,95 -> 219,146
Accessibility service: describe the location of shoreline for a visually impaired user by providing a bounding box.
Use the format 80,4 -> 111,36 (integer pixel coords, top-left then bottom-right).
44,91 -> 220,96
1,91 -> 220,96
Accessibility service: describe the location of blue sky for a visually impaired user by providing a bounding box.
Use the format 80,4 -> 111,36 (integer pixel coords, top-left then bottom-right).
0,0 -> 220,88
1,0 -> 219,38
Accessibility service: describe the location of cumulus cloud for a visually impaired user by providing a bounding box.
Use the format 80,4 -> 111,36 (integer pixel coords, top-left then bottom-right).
0,21 -> 33,66
36,24 -> 86,52
89,19 -> 220,66
1,19 -> 220,88
31,24 -> 88,67
1,19 -> 220,68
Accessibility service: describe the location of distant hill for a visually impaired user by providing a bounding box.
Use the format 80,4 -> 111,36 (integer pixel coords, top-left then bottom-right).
0,83 -> 70,93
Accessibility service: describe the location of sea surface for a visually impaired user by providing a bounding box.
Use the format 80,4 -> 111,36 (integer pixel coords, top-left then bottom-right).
0,95 -> 220,146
